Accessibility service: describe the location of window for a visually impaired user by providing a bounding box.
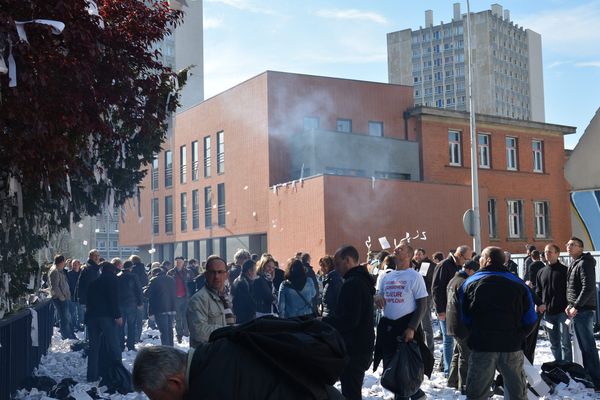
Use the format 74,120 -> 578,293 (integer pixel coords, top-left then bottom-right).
532,140 -> 543,173
180,192 -> 187,232
152,198 -> 159,235
217,131 -> 224,174
478,134 -> 491,168
448,131 -> 462,166
506,137 -> 518,170
303,116 -> 319,131
204,186 -> 212,228
164,150 -> 173,187
336,118 -> 352,133
507,200 -> 523,238
368,121 -> 383,137
180,145 -> 187,184
192,189 -> 199,230
488,199 -> 497,238
151,156 -> 159,190
165,195 -> 173,234
203,136 -> 211,178
217,183 -> 225,227
191,141 -> 199,181
534,201 -> 549,238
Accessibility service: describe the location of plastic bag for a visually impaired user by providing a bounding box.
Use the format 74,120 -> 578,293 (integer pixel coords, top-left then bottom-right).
381,340 -> 424,396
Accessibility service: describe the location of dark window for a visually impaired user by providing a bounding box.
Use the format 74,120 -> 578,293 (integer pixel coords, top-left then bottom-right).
488,198 -> 497,238
165,150 -> 173,187
217,183 -> 225,227
204,186 -> 212,228
192,189 -> 199,230
165,195 -> 173,234
180,192 -> 187,232
152,198 -> 159,235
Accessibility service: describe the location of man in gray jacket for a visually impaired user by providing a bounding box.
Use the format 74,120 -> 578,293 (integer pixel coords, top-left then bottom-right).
48,255 -> 75,339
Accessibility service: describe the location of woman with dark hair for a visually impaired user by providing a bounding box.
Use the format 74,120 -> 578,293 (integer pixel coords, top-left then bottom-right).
254,254 -> 278,317
320,255 -> 343,318
277,258 -> 316,318
231,259 -> 257,324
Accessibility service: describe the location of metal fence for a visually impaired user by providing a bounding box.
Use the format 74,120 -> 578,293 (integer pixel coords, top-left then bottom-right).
0,301 -> 54,400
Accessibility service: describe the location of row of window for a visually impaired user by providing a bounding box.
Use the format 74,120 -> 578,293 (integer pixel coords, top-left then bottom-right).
151,184 -> 226,235
152,132 -> 225,190
488,199 -> 549,239
303,117 -> 384,137
448,131 -> 543,172
411,25 -> 464,43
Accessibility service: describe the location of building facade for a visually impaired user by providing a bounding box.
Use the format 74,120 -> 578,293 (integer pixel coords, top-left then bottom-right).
388,3 -> 545,122
119,71 -> 573,264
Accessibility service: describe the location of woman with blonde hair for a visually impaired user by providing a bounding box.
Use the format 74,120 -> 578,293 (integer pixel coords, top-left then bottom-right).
254,254 -> 278,317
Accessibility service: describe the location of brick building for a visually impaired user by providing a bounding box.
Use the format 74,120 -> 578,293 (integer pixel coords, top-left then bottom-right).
119,71 -> 575,264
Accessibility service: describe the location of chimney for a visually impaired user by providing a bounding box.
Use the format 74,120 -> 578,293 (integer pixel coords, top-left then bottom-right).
491,4 -> 503,18
504,9 -> 510,21
425,10 -> 433,28
453,3 -> 461,21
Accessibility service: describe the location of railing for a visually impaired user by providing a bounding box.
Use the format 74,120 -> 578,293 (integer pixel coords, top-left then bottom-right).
0,300 -> 54,400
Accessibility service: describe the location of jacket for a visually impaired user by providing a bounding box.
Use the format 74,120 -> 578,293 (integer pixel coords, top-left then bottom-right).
322,265 -> 375,358
228,264 -> 242,286
86,270 -> 121,321
131,261 -> 148,288
49,266 -> 71,302
321,270 -> 343,318
232,274 -> 256,324
118,270 -> 143,309
535,261 -> 568,315
459,264 -> 537,352
66,269 -> 80,300
278,280 -> 316,318
273,268 -> 285,292
187,286 -> 229,347
254,274 -> 277,314
167,267 -> 194,298
567,252 -> 597,311
432,256 -> 460,313
526,260 -> 545,288
505,260 -> 519,275
77,259 -> 101,306
445,271 -> 469,339
146,274 -> 176,316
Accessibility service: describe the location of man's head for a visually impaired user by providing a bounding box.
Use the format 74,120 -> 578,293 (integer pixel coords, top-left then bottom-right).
123,260 -> 133,271
454,245 -> 473,265
54,255 -> 66,269
129,255 -> 141,264
175,256 -> 184,270
300,253 -> 311,265
71,259 -> 81,272
89,249 -> 100,264
242,259 -> 256,280
544,244 -> 560,264
233,249 -> 251,266
101,261 -> 118,275
504,251 -> 512,262
133,346 -> 187,400
432,252 -> 444,263
188,258 -> 198,268
531,250 -> 541,261
463,259 -> 480,276
333,245 -> 359,276
527,245 -> 536,255
479,246 -> 505,269
413,248 -> 426,263
566,237 -> 584,258
393,242 -> 414,268
111,257 -> 123,270
204,255 -> 228,293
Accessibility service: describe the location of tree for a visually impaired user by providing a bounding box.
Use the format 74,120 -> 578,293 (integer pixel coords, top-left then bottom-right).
0,0 -> 186,306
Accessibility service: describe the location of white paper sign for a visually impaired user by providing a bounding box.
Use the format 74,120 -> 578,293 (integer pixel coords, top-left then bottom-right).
419,262 -> 430,276
378,237 -> 391,250
543,320 -> 554,330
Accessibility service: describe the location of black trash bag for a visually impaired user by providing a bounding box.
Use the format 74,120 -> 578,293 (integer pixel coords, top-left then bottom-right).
70,340 -> 89,352
20,376 -> 57,393
541,361 -> 594,388
381,340 -> 424,397
49,378 -> 78,399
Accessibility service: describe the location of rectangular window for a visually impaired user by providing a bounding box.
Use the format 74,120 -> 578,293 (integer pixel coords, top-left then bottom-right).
336,118 -> 352,133
506,137 -> 518,170
204,186 -> 212,228
152,198 -> 159,235
449,131 -> 462,166
180,145 -> 187,184
165,195 -> 173,234
217,183 -> 225,227
180,192 -> 187,232
368,121 -> 383,137
532,140 -> 543,173
164,150 -> 173,188
303,116 -> 319,131
192,189 -> 199,230
534,201 -> 549,238
488,199 -> 497,238
217,131 -> 224,174
151,156 -> 159,190
507,200 -> 523,238
203,136 -> 211,178
478,133 -> 491,168
191,140 -> 199,181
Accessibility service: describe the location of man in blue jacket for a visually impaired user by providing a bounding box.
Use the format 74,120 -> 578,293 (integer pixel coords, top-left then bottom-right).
459,246 -> 536,400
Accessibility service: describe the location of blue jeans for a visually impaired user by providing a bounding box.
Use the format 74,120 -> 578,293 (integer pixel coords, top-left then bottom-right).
544,312 -> 572,362
68,301 -> 84,330
155,312 -> 174,346
52,299 -> 74,339
119,306 -> 138,351
439,319 -> 454,376
572,310 -> 600,388
87,317 -> 121,382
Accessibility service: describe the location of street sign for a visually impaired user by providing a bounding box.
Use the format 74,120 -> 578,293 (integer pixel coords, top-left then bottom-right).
463,209 -> 475,237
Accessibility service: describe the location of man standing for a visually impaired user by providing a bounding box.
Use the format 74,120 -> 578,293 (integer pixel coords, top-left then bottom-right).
49,255 -> 75,340
536,244 -> 571,362
187,255 -> 235,347
431,245 -> 471,377
229,249 -> 251,285
459,247 -> 537,400
66,259 -> 84,332
118,260 -> 143,351
323,245 -> 375,400
146,267 -> 177,346
77,249 -> 102,316
503,252 -> 519,276
129,255 -> 148,343
565,237 -> 600,390
168,256 -> 192,344
411,248 -> 436,352
525,250 -> 544,290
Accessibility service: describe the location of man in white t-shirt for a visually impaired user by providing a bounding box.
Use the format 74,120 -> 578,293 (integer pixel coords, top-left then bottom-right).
373,242 -> 430,400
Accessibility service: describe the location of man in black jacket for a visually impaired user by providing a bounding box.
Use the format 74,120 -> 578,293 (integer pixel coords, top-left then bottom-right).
459,247 -> 537,400
565,237 -> 600,390
323,245 -> 374,400
411,248 -> 436,352
525,250 -> 544,290
130,255 -> 148,343
118,261 -> 143,351
146,268 -> 177,346
77,249 -> 101,310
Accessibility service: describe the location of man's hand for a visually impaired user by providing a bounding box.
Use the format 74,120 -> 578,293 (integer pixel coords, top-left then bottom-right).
115,317 -> 124,327
403,327 -> 415,342
566,306 -> 578,319
438,312 -> 446,321
536,304 -> 546,314
374,294 -> 386,309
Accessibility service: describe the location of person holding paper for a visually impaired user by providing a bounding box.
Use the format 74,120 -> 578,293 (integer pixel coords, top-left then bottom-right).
411,248 -> 436,352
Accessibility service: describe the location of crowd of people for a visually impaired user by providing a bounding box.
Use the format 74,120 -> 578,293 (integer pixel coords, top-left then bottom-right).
45,236 -> 600,400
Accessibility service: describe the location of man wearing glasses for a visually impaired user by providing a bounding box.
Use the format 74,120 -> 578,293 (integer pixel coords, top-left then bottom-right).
187,255 -> 235,348
565,237 -> 600,391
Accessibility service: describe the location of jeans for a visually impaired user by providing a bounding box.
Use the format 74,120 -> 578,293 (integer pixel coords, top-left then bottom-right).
174,296 -> 189,337
155,312 -> 174,346
466,350 -> 527,400
68,301 -> 84,330
438,319 -> 454,376
87,317 -> 121,382
544,312 -> 572,362
52,299 -> 74,339
572,310 -> 600,388
421,297 -> 434,352
119,306 -> 138,351
448,336 -> 470,390
339,353 -> 371,400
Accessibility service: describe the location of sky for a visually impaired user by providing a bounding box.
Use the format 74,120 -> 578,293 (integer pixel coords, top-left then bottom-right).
200,0 -> 600,149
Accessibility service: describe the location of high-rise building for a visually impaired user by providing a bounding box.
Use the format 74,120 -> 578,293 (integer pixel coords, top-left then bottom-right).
387,3 -> 545,122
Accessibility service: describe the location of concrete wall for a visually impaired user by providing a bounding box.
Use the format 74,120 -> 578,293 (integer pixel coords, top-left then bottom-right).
387,30 -> 413,86
527,29 -> 545,122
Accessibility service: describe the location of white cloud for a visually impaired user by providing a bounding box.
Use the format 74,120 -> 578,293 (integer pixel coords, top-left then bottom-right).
315,8 -> 388,25
204,0 -> 275,15
575,61 -> 600,68
203,16 -> 223,29
546,61 -> 569,69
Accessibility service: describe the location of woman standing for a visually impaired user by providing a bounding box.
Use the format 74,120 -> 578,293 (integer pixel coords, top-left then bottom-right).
254,254 -> 278,317
320,255 -> 343,318
277,258 -> 316,318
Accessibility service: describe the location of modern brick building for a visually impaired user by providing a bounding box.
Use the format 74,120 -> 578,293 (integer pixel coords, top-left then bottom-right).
119,71 -> 575,264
